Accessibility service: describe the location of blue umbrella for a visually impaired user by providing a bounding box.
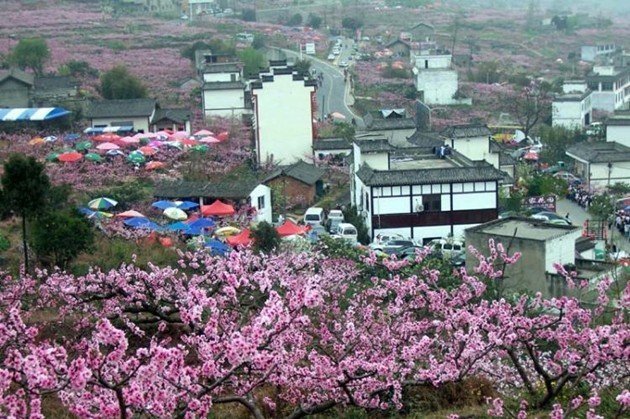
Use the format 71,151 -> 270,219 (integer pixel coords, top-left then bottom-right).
152,200 -> 178,210
64,133 -> 81,142
177,201 -> 199,210
182,226 -> 208,235
123,217 -> 162,231
188,218 -> 215,229
167,221 -> 190,231
78,207 -> 94,216
205,239 -> 230,255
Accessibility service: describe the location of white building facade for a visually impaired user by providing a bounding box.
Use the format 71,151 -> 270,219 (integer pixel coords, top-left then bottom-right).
606,114 -> 630,147
410,49 -> 464,105
351,140 -> 503,243
248,184 -> 273,224
552,91 -> 592,129
251,64 -> 317,165
201,63 -> 248,118
586,66 -> 630,112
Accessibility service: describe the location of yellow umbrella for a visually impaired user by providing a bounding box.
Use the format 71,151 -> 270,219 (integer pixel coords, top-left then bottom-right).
215,226 -> 241,237
29,136 -> 45,145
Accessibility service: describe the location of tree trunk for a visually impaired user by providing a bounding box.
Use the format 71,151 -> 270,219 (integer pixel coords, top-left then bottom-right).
21,214 -> 29,273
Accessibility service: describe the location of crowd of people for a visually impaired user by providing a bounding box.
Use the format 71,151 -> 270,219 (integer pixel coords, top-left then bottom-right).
567,184 -> 594,209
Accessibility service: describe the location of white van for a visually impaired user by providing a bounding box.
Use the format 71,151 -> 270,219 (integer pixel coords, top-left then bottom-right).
332,223 -> 358,243
428,238 -> 465,259
303,207 -> 326,226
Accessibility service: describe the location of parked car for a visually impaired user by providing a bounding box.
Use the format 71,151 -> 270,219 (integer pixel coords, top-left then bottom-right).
553,171 -> 582,185
427,238 -> 465,259
331,223 -> 358,243
531,211 -> 572,225
303,207 -> 326,227
338,61 -> 348,68
327,53 -> 335,60
379,239 -> 417,255
370,233 -> 406,250
325,209 -> 345,233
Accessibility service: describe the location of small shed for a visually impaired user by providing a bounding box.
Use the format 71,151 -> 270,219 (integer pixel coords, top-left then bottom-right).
263,160 -> 326,207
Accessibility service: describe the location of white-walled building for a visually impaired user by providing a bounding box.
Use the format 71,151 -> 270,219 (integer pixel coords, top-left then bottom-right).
586,66 -> 630,112
351,138 -> 504,242
200,62 -> 248,118
581,44 -> 618,62
410,48 -> 468,105
552,81 -> 592,129
466,218 -> 582,298
566,141 -> 630,189
606,112 -> 630,146
251,61 -> 317,165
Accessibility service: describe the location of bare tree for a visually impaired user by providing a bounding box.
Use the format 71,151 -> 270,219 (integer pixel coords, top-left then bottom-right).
503,80 -> 552,140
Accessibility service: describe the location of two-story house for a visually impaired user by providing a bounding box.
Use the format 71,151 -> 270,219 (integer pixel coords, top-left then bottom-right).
0,68 -> 34,108
201,62 -> 248,118
362,108 -> 418,147
552,80 -> 593,129
410,46 -> 469,106
351,138 -> 504,242
251,60 -> 317,166
586,65 -> 630,112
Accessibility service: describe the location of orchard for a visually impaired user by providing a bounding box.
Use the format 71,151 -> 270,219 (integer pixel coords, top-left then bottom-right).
1,241 -> 628,418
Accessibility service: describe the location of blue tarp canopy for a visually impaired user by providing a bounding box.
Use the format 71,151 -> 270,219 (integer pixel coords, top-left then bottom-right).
0,107 -> 71,122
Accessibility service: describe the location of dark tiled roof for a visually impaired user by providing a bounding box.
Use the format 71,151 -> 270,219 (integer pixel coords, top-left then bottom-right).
313,137 -> 351,151
407,130 -> 444,148
489,140 -> 517,166
151,108 -> 191,124
356,163 -> 505,186
354,138 -> 396,153
553,91 -> 590,102
154,179 -> 261,200
263,160 -> 325,185
202,81 -> 245,90
364,110 -> 417,130
566,141 -> 630,163
440,124 -> 492,138
385,39 -> 410,49
86,99 -> 156,118
606,115 -> 630,126
0,68 -> 34,86
34,76 -> 78,90
202,63 -> 241,73
408,22 -> 435,31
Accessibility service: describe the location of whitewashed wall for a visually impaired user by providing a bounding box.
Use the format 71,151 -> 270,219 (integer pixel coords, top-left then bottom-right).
249,184 -> 272,224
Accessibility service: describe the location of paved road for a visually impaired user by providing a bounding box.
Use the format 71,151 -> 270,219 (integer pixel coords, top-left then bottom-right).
278,41 -> 364,127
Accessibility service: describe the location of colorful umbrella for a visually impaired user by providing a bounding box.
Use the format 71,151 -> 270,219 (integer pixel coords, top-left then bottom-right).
187,218 -> 215,229
88,197 -> 118,210
85,153 -> 104,162
148,141 -> 164,148
145,161 -> 165,171
64,133 -> 81,142
170,131 -> 190,140
44,135 -> 58,143
199,136 -> 220,144
46,152 -> 60,162
88,211 -> 113,219
182,226 -> 209,235
217,131 -> 229,141
176,201 -> 199,210
138,146 -> 157,156
119,136 -> 140,145
205,239 -> 230,255
226,229 -> 253,246
164,141 -> 183,150
194,129 -> 214,136
152,200 -> 178,210
191,144 -> 209,153
96,142 -> 120,151
214,226 -> 240,236
58,152 -> 83,163
93,133 -> 121,143
167,221 -> 190,231
163,207 -> 188,220
127,153 -> 146,164
29,137 -> 44,145
276,220 -> 308,237
106,149 -> 126,157
123,217 -> 162,231
117,210 -> 146,218
75,140 -> 93,151
179,138 -> 198,147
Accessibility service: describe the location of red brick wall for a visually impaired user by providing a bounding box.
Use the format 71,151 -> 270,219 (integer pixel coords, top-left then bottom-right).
266,176 -> 316,207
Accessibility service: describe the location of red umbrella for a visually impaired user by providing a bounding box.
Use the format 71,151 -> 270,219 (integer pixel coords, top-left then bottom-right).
194,129 -> 214,136
276,220 -> 308,237
93,133 -> 121,143
139,146 -> 158,156
58,152 -> 84,162
523,151 -> 539,161
217,131 -> 229,141
199,136 -> 220,144
145,161 -> 165,171
226,229 -> 253,246
180,138 -> 198,146
201,200 -> 235,216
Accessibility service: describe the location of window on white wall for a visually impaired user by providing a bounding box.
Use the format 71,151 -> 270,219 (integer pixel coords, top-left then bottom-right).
463,183 -> 474,192
422,194 -> 441,212
382,187 -> 392,196
474,182 -> 486,191
257,196 -> 265,209
452,183 -> 462,192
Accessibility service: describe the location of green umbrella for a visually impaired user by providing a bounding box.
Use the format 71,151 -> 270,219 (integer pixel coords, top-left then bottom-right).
85,153 -> 104,162
139,138 -> 150,145
191,144 -> 209,153
46,152 -> 60,162
127,153 -> 146,164
75,140 -> 94,151
58,147 -> 75,153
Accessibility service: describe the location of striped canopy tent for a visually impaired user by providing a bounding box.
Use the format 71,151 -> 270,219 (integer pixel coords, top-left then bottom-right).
0,107 -> 71,122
